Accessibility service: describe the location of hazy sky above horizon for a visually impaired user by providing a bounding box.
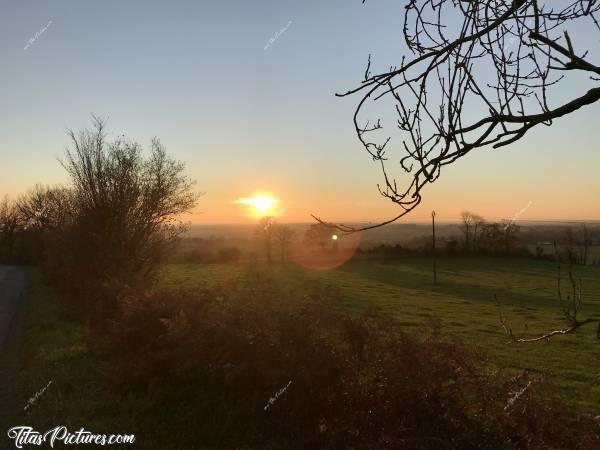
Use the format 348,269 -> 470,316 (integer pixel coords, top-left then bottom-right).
1,0 -> 599,224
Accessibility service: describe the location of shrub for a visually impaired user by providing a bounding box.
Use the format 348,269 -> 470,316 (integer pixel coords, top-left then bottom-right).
101,271 -> 599,449
30,117 -> 199,319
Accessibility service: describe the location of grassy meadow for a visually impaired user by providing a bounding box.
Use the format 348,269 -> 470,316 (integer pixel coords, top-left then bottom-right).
7,255 -> 600,449
162,257 -> 600,412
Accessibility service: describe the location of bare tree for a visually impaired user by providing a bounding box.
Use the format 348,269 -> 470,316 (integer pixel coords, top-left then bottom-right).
460,211 -> 483,252
501,220 -> 520,255
563,227 -> 579,263
17,184 -> 74,232
459,212 -> 489,253
460,211 -> 472,252
273,224 -> 294,264
255,216 -> 276,264
316,1 -> 600,232
481,222 -> 502,254
59,116 -> 198,299
472,214 -> 485,251
0,197 -> 20,261
10,186 -> 75,266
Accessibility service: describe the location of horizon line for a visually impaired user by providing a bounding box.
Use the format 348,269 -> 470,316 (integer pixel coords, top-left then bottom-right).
189,218 -> 600,227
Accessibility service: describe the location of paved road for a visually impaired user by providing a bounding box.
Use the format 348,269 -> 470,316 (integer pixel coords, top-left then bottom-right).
0,266 -> 26,349
0,266 -> 26,447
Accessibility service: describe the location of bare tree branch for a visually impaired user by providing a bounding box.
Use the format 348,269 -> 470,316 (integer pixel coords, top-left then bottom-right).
318,0 -> 600,232
497,242 -> 600,343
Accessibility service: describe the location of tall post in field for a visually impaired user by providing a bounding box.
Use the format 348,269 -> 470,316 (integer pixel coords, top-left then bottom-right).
432,210 -> 437,284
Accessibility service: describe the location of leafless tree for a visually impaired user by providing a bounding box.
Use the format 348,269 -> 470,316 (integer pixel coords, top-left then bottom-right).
273,224 -> 294,264
501,219 -> 520,255
460,211 -> 474,252
562,227 -> 579,263
472,214 -> 485,251
460,211 -> 483,252
316,0 -> 600,232
59,116 -> 198,299
17,184 -> 74,232
0,196 -> 20,261
255,216 -> 276,264
481,221 -> 504,253
10,185 -> 75,266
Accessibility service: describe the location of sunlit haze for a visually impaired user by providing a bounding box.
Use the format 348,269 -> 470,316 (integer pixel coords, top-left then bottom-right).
1,0 -> 598,224
235,194 -> 280,218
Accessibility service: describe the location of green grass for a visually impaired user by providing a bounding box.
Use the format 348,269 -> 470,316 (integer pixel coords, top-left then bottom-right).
4,271 -> 124,440
162,257 -> 600,412
7,271 -> 221,449
9,256 -> 600,439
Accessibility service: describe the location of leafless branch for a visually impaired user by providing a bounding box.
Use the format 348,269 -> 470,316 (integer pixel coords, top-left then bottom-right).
319,0 -> 600,232
496,242 -> 600,343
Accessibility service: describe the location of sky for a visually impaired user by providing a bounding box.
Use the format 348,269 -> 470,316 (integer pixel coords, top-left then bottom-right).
0,0 -> 599,224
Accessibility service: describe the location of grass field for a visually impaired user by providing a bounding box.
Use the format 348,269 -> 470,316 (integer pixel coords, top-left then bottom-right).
3,271 -> 122,445
9,255 -> 600,443
161,256 -> 600,413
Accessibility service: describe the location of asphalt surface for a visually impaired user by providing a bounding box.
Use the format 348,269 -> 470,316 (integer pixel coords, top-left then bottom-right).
0,266 -> 26,349
0,266 -> 27,449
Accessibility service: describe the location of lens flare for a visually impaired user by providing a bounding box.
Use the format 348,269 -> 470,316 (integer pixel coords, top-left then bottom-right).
291,231 -> 362,271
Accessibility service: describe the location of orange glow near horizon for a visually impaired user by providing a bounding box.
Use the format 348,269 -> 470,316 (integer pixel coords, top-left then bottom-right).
235,193 -> 280,217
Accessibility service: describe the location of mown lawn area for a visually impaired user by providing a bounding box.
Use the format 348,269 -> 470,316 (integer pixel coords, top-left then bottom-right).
161,256 -> 600,413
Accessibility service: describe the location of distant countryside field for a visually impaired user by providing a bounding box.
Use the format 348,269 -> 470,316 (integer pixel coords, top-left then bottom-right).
162,257 -> 600,412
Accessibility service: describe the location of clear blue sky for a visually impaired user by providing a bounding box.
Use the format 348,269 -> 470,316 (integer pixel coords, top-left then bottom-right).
1,0 -> 598,223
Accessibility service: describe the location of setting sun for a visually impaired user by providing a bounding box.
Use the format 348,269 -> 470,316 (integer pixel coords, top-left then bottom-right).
236,194 -> 279,216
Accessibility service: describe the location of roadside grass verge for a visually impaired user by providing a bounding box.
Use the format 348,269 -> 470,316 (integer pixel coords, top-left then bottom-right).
8,270 -> 115,438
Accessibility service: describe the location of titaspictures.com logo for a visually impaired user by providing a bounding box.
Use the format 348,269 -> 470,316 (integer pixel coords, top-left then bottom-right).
7,426 -> 135,448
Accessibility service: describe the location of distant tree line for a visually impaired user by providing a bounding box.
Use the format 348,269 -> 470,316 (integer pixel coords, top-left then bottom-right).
354,211 -> 600,265
253,217 -> 295,264
174,221 -> 336,265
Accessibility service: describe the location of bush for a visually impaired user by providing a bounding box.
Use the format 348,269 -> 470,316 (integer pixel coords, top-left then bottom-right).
101,271 -> 599,449
26,117 -> 199,320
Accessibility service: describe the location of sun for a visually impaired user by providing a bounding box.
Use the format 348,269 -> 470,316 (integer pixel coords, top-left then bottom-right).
236,194 -> 279,216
